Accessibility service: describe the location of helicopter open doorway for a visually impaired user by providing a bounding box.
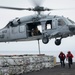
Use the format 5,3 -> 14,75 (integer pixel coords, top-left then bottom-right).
27,22 -> 42,37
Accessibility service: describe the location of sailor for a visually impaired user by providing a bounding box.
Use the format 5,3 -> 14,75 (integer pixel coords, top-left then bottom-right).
58,51 -> 66,67
66,51 -> 74,68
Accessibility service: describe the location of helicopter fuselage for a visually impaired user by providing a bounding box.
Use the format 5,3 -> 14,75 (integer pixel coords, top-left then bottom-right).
0,14 -> 75,45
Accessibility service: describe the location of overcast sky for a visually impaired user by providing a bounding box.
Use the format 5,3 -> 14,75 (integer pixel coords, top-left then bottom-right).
0,0 -> 75,62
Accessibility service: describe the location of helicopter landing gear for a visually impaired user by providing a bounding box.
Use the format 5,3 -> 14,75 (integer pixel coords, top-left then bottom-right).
42,37 -> 49,44
55,39 -> 61,46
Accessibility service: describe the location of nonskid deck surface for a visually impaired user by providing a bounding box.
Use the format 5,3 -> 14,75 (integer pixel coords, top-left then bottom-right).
23,63 -> 75,75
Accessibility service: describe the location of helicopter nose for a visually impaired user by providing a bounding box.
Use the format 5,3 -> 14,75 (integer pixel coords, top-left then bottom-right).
69,25 -> 75,32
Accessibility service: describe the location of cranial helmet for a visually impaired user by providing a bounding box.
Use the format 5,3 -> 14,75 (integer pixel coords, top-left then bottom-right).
68,51 -> 71,53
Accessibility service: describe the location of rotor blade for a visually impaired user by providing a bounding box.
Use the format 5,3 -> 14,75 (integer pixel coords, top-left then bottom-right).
0,6 -> 53,11
45,8 -> 75,11
0,6 -> 28,10
30,0 -> 44,7
44,8 -> 54,11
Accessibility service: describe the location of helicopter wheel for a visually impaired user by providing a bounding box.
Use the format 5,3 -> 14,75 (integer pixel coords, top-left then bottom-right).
55,39 -> 61,46
42,37 -> 49,44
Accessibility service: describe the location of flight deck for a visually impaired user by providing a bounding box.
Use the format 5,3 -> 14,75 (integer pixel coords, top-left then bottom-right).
23,63 -> 75,75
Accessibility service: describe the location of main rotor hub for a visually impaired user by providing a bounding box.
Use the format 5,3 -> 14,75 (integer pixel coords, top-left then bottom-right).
33,6 -> 45,11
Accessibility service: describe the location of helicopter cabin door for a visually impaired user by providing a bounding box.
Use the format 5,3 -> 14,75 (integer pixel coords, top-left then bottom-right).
41,19 -> 57,36
45,19 -> 58,29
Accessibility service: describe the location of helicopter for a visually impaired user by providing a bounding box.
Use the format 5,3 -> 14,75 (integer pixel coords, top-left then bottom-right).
0,1 -> 75,46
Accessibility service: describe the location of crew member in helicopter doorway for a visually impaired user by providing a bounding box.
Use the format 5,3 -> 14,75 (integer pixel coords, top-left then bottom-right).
58,52 -> 66,67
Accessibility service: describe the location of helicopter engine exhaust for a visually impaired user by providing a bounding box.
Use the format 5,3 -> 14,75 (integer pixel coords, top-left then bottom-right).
11,18 -> 21,26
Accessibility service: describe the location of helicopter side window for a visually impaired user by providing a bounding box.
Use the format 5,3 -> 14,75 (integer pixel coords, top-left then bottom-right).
45,20 -> 52,30
58,19 -> 66,26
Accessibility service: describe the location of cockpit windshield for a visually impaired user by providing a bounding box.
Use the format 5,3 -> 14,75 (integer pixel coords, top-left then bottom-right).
65,18 -> 75,25
67,18 -> 75,24
58,17 -> 75,26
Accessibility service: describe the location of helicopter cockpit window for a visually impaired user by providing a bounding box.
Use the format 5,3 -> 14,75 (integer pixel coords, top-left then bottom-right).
58,19 -> 66,26
67,18 -> 75,24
